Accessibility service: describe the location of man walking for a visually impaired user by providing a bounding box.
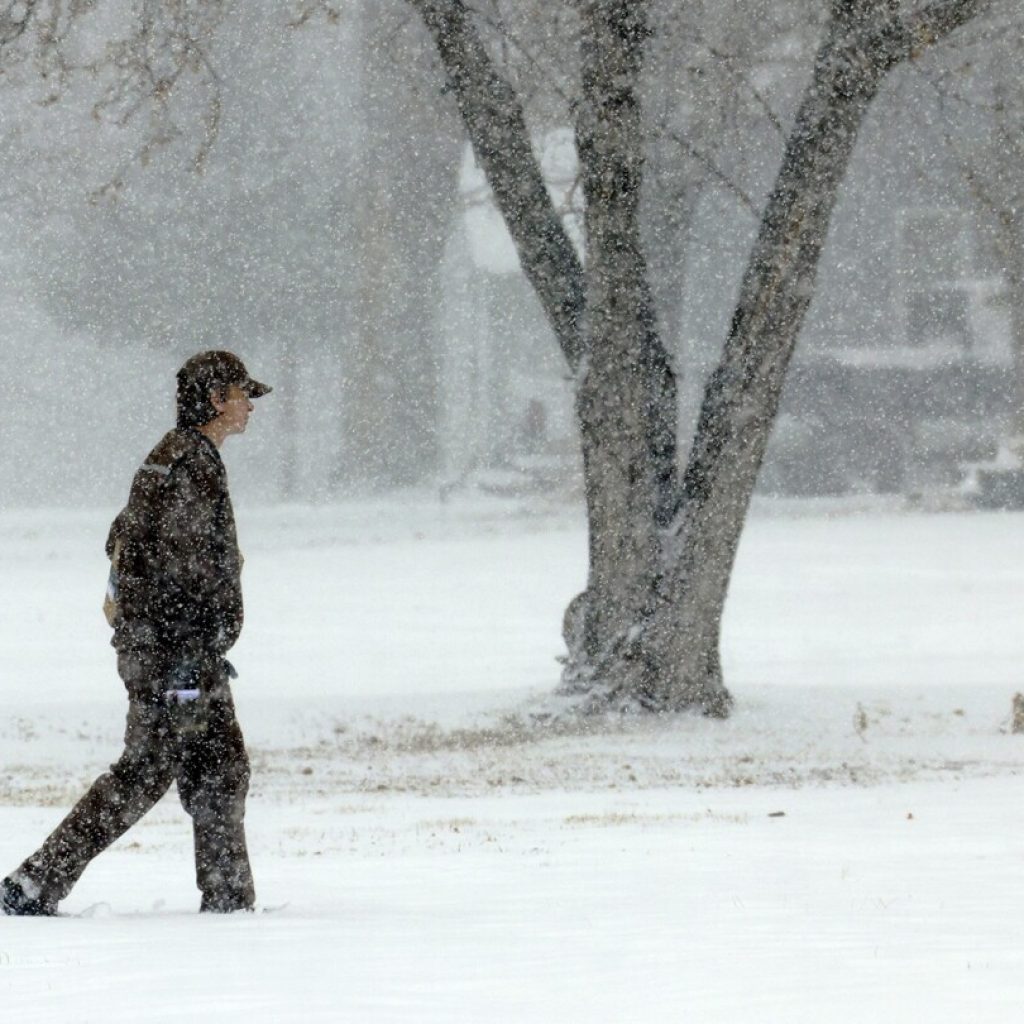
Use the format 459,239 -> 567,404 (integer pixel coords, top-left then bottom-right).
2,351 -> 271,915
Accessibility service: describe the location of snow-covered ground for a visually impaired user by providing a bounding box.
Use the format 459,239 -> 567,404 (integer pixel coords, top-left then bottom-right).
2,494 -> 1023,1022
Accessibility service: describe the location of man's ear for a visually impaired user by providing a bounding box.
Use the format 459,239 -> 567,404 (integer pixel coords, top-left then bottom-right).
209,388 -> 227,414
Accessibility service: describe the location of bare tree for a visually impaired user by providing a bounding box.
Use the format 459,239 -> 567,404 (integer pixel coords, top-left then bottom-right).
410,0 -> 991,715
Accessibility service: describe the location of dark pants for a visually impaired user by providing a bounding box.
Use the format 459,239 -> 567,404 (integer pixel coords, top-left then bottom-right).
10,651 -> 255,913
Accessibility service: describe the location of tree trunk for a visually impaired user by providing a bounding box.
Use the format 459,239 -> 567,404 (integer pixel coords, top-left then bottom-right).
412,0 -> 987,716
574,0 -> 988,714
567,0 -> 680,671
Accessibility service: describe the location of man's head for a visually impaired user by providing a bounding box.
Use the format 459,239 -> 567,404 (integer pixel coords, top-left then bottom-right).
176,351 -> 272,433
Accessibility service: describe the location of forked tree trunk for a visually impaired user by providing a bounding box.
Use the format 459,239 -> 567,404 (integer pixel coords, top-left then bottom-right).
574,0 -> 989,714
412,0 -> 987,717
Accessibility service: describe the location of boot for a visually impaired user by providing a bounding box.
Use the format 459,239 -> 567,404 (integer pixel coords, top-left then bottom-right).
1,875 -> 57,917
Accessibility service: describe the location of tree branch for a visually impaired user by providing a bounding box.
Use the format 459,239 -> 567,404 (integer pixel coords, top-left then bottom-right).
409,0 -> 587,371
0,0 -> 38,51
660,125 -> 758,218
703,44 -> 788,140
871,0 -> 993,65
463,4 -> 577,110
900,0 -> 992,49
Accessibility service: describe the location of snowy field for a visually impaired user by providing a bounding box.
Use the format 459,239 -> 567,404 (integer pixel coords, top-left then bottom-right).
2,494 -> 1024,1022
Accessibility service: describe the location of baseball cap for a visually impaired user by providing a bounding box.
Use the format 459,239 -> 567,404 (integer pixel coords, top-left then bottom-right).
177,351 -> 272,398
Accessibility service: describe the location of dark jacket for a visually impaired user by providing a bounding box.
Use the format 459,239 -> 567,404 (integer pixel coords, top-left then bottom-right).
106,428 -> 244,658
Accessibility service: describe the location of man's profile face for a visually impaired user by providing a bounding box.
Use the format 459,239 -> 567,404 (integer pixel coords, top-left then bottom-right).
211,384 -> 254,437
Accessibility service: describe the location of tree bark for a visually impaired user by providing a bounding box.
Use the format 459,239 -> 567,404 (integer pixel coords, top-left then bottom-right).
570,0 -> 680,665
